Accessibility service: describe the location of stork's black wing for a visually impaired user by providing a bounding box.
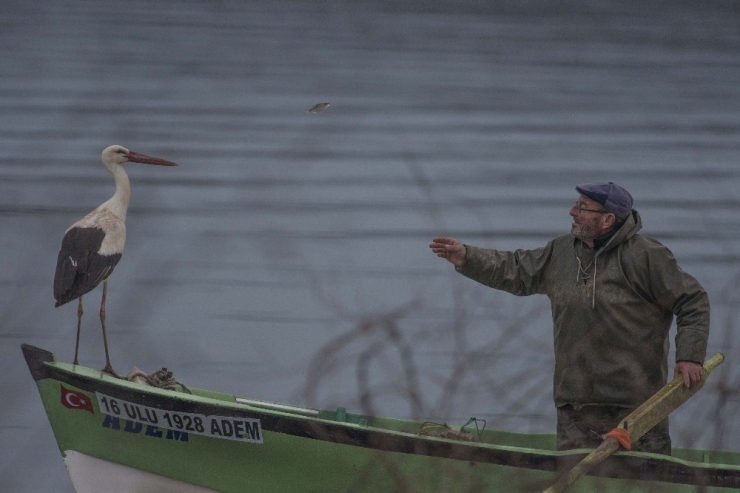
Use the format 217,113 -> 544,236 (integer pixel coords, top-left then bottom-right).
54,227 -> 122,307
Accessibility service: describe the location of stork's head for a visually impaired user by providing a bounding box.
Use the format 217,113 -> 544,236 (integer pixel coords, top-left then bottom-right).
102,145 -> 178,168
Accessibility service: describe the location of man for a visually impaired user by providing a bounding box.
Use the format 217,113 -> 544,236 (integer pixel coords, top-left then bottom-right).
429,182 -> 709,454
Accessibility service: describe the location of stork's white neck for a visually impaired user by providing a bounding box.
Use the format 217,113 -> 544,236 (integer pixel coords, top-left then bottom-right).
99,163 -> 131,222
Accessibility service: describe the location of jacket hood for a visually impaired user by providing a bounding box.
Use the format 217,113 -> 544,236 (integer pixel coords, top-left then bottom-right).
598,208 -> 642,255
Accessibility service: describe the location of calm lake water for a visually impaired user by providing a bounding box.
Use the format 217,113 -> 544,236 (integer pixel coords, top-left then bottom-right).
2,1 -> 739,491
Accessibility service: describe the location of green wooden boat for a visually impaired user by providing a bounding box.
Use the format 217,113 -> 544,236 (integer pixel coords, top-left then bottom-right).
22,344 -> 740,492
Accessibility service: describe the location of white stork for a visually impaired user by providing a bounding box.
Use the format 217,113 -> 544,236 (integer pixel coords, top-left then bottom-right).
54,145 -> 178,376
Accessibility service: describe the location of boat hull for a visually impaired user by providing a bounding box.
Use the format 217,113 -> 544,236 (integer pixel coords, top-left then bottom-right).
23,344 -> 740,492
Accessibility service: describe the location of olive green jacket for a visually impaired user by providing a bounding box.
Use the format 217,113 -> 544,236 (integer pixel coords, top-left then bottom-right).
457,210 -> 710,409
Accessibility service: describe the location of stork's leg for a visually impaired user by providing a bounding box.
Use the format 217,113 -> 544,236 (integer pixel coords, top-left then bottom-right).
73,297 -> 83,365
99,280 -> 120,378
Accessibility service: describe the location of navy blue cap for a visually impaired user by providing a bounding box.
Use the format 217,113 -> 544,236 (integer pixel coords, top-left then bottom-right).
575,182 -> 633,220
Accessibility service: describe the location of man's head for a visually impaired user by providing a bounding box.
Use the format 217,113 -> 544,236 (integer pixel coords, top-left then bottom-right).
570,182 -> 633,243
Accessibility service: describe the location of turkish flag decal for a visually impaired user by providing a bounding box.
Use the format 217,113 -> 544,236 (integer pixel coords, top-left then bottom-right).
60,385 -> 94,414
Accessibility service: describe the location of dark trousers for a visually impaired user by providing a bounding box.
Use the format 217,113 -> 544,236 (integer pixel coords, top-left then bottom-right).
556,404 -> 671,455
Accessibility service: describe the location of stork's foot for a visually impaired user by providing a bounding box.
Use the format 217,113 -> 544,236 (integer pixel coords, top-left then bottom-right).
101,365 -> 123,379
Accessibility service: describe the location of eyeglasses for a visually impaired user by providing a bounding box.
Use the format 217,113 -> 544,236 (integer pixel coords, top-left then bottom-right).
572,201 -> 609,214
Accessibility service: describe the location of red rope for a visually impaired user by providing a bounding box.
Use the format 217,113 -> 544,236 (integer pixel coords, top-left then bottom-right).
605,428 -> 631,450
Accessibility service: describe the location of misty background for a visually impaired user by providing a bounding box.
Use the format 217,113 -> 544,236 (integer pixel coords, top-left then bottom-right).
1,1 -> 739,491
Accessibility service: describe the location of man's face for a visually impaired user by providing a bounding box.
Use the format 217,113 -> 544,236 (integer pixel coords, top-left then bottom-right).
570,196 -> 610,241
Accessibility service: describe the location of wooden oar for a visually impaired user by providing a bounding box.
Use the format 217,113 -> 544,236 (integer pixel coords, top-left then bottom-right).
542,352 -> 724,493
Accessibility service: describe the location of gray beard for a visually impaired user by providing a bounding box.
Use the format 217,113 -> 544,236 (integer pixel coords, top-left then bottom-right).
571,225 -> 599,242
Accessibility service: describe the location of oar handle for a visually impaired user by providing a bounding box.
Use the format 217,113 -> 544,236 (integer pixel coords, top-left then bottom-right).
622,352 -> 724,442
702,352 -> 725,374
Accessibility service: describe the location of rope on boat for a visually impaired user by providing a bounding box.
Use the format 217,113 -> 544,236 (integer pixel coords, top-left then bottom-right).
460,417 -> 487,442
417,421 -> 475,442
127,367 -> 192,394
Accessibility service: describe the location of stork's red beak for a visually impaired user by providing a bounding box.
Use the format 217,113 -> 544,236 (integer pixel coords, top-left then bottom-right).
126,151 -> 178,166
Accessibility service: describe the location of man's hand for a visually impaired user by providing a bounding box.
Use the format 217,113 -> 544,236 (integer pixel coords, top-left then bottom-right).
674,361 -> 704,389
429,237 -> 467,268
